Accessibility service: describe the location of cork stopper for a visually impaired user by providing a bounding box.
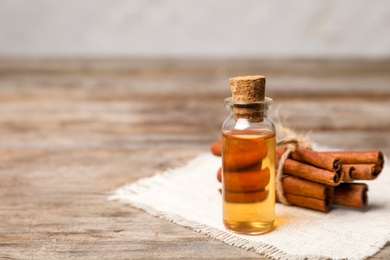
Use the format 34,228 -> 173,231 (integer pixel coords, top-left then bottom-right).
229,75 -> 266,122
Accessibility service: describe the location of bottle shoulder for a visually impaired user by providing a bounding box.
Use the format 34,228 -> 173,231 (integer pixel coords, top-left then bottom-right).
222,115 -> 275,134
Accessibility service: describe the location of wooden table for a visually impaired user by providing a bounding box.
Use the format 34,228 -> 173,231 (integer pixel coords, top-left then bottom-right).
1,59 -> 389,259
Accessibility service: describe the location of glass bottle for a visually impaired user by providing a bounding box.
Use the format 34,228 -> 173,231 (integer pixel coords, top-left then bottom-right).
222,97 -> 276,234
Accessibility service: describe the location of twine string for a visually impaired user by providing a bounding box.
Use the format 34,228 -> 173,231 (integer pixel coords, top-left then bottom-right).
275,138 -> 311,206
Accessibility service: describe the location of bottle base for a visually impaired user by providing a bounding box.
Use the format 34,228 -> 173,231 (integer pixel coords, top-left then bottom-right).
224,220 -> 274,235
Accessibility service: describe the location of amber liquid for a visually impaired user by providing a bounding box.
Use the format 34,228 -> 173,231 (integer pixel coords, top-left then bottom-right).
222,129 -> 275,235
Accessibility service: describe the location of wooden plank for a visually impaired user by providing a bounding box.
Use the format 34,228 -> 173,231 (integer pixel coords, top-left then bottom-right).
270,99 -> 390,131
1,59 -> 390,98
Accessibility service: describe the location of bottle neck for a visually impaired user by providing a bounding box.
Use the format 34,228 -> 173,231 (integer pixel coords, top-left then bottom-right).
225,97 -> 272,123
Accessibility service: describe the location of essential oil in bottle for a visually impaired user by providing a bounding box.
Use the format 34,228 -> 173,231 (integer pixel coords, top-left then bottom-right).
222,75 -> 276,235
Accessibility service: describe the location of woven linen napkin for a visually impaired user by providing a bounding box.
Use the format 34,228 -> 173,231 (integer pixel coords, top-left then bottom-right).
109,149 -> 390,260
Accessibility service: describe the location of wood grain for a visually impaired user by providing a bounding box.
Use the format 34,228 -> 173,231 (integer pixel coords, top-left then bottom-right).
0,59 -> 389,259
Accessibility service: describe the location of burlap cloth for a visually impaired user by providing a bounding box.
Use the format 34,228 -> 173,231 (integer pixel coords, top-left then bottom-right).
109,145 -> 389,260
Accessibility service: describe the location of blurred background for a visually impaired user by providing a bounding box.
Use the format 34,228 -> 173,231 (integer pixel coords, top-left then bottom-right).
1,0 -> 390,59
1,0 -> 390,152
0,0 -> 389,155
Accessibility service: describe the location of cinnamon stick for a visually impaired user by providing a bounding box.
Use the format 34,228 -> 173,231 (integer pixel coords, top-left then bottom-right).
217,167 -> 222,182
276,193 -> 332,212
225,189 -> 269,203
223,137 -> 268,170
210,140 -> 222,156
333,183 -> 368,208
282,158 -> 342,186
341,165 -> 355,182
281,175 -> 334,200
276,146 -> 342,186
321,150 -> 383,165
321,151 -> 384,178
345,164 -> 378,180
289,148 -> 342,172
224,166 -> 270,192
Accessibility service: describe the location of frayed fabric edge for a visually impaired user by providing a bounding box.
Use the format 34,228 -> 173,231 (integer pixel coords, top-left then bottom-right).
109,183 -> 338,260
109,191 -> 301,260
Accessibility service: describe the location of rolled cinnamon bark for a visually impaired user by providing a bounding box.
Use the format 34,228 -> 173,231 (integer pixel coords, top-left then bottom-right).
341,165 -> 355,182
345,164 -> 379,180
276,193 -> 332,212
333,183 -> 368,208
224,166 -> 270,192
211,140 -> 222,156
321,150 -> 384,178
222,135 -> 268,170
225,189 -> 269,203
281,175 -> 334,200
321,150 -> 383,164
289,148 -> 342,172
282,158 -> 342,186
217,167 -> 222,182
276,146 -> 342,186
